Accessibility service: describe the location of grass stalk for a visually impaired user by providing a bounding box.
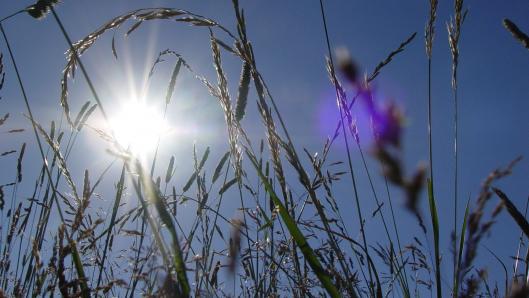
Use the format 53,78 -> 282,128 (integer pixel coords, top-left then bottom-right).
50,6 -> 190,295
0,22 -> 90,298
317,0 -> 374,291
95,163 -> 126,289
448,3 -> 466,295
246,149 -> 344,298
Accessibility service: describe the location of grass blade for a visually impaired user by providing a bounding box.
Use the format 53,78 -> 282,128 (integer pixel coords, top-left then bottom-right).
111,34 -> 118,59
165,156 -> 175,184
427,178 -> 441,298
77,103 -> 97,131
72,101 -> 90,129
70,240 -> 90,297
218,177 -> 237,195
212,151 -> 230,184
165,58 -> 182,105
141,167 -> 190,296
454,198 -> 470,297
183,146 -> 210,192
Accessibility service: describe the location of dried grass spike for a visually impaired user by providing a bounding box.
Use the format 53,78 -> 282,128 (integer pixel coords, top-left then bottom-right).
26,0 -> 60,20
16,143 -> 26,183
425,0 -> 439,58
503,19 -> 529,51
369,32 -> 417,82
1,150 -> 16,157
26,115 -> 79,200
0,113 -> 8,126
235,61 -> 251,121
0,186 -> 4,210
0,53 -> 4,92
493,188 -> 529,238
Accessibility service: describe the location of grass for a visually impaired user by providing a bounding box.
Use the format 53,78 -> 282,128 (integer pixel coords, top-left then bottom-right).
0,0 -> 528,297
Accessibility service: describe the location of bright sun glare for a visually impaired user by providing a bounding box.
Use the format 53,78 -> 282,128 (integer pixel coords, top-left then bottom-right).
109,100 -> 169,155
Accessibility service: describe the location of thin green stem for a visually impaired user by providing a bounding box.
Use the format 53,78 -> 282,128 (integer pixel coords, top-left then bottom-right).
453,85 -> 459,285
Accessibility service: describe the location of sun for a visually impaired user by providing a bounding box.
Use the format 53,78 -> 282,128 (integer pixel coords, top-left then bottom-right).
109,100 -> 169,155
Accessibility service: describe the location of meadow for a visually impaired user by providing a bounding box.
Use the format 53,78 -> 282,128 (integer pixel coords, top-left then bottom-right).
0,0 -> 529,297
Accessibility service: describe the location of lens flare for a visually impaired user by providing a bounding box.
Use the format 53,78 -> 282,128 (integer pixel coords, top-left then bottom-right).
109,100 -> 168,155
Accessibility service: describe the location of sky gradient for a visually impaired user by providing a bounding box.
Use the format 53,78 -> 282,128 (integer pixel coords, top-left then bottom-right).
1,0 -> 529,295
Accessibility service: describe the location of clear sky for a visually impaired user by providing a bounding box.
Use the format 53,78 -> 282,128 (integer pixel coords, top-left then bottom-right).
1,0 -> 529,295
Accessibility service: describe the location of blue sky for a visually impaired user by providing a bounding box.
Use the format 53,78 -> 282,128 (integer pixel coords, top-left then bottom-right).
1,0 -> 529,295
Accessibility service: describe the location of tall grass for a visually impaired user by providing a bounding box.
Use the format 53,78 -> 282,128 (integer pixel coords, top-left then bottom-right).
0,0 -> 527,297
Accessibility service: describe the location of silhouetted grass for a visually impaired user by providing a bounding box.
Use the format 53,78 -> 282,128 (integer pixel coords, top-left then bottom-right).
0,0 -> 527,297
